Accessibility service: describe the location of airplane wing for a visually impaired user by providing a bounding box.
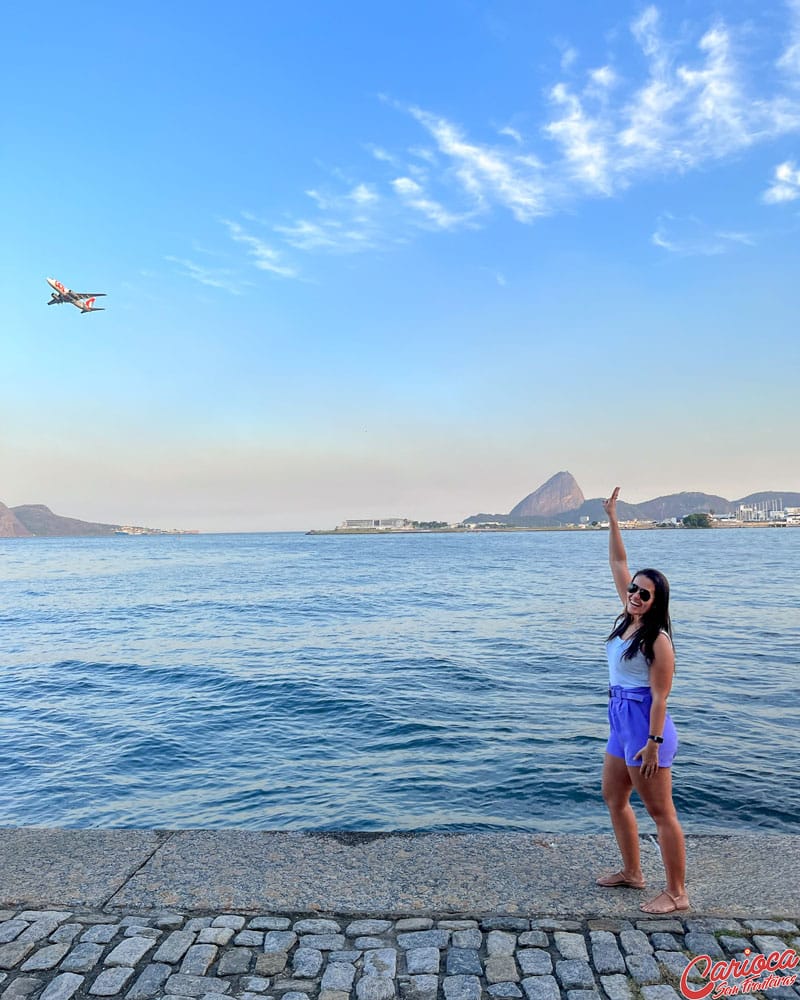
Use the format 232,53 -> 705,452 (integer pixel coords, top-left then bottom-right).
73,292 -> 107,299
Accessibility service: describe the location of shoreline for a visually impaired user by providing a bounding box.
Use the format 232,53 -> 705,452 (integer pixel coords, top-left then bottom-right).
306,523 -> 797,535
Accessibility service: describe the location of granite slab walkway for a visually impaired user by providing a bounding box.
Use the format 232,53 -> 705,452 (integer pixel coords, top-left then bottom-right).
0,831 -> 797,1000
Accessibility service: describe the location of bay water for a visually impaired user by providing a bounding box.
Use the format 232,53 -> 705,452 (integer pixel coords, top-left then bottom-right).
1,528 -> 798,832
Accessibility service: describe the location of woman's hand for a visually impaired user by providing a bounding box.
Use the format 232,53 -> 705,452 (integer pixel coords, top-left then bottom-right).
634,742 -> 660,778
603,486 -> 620,520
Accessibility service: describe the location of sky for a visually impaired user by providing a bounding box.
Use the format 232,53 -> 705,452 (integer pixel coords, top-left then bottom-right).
1,0 -> 799,531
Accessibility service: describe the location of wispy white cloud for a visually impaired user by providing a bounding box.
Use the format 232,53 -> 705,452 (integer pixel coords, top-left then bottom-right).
499,126 -> 524,144
188,4 -> 800,286
165,256 -> 249,294
349,183 -> 379,205
390,176 -> 472,229
545,83 -> 614,194
409,106 -> 546,222
274,217 -> 375,251
778,0 -> 800,80
589,66 -> 617,90
651,214 -> 755,255
560,45 -> 579,72
366,144 -> 400,166
676,25 -> 748,158
617,9 -> 759,170
763,160 -> 800,201
222,220 -> 299,278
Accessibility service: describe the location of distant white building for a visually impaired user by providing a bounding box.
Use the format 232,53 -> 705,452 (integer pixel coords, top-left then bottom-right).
340,517 -> 410,530
738,499 -> 786,522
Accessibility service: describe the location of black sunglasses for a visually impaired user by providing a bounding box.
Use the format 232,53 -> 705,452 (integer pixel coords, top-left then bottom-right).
627,582 -> 653,602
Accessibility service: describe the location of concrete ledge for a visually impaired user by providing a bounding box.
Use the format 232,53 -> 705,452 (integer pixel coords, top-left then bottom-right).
0,829 -> 167,909
1,829 -> 798,918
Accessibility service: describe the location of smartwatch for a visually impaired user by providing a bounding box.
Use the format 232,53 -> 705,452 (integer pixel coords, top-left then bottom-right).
648,734 -> 664,744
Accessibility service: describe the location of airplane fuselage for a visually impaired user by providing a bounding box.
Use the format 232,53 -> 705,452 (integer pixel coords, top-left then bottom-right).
46,277 -> 105,313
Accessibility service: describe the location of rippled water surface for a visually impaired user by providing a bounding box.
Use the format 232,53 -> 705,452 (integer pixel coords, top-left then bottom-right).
1,529 -> 798,832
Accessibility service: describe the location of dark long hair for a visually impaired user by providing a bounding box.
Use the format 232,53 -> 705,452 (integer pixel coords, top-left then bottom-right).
607,568 -> 673,664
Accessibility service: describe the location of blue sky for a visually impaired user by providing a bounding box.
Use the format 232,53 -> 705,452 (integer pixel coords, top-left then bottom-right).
2,0 -> 799,530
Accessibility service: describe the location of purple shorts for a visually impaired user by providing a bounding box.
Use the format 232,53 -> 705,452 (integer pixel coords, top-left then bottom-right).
606,685 -> 678,767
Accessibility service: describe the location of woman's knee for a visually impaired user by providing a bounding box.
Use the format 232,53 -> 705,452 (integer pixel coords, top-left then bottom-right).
602,786 -> 633,812
639,791 -> 679,825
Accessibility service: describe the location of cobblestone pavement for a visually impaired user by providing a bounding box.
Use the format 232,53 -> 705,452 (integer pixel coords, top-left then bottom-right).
0,909 -> 798,1000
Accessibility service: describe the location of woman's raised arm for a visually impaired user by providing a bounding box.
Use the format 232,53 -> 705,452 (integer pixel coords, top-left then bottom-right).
603,486 -> 632,606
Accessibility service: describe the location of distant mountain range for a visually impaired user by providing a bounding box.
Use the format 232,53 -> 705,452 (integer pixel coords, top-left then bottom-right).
0,502 -> 122,538
0,503 -> 193,538
3,474 -> 799,537
463,471 -> 800,526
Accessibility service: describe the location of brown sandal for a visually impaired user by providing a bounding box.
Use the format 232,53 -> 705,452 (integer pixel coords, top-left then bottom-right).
596,870 -> 646,890
639,890 -> 690,913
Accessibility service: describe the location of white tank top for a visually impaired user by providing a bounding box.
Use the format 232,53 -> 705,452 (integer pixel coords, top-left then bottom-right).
606,630 -> 672,689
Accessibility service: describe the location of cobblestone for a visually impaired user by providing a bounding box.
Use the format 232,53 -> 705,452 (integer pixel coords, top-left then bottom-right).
20,946 -> 71,973
177,945 -> 216,976
520,976 -> 560,1000
486,983 -> 521,998
451,932 -> 481,951
623,954 -> 661,985
683,932 -> 724,960
124,963 -> 171,1000
554,935 -> 587,962
554,961 -> 595,991
59,944 -> 105,974
103,940 -> 155,970
321,963 -> 356,991
3,976 -> 45,998
484,958 -> 518,985
599,974 -> 632,1000
517,950 -> 552,977
39,974 -> 84,1000
446,952 -> 482,976
0,907 -> 795,1000
78,930 -> 117,948
150,933 -> 195,966
0,923 -> 29,945
217,948 -> 253,976
88,965 -> 135,996
293,947 -> 324,978
486,935 -> 516,959
49,929 -> 81,947
406,949 -> 439,975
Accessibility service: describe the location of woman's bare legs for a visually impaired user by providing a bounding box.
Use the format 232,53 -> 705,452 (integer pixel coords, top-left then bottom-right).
629,765 -> 689,912
598,753 -> 645,886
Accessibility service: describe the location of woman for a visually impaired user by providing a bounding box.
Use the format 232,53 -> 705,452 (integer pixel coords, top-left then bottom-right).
596,486 -> 690,914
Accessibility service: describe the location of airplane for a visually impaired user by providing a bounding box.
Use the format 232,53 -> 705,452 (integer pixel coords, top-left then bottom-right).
46,277 -> 106,313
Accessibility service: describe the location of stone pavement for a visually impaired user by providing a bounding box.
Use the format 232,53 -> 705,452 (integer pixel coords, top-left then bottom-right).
0,831 -> 798,1000
1,909 -> 799,1000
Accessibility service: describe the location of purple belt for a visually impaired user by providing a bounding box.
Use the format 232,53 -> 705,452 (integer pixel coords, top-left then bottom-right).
608,685 -> 649,703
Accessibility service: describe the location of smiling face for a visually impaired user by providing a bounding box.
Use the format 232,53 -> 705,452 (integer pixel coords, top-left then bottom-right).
627,574 -> 656,617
